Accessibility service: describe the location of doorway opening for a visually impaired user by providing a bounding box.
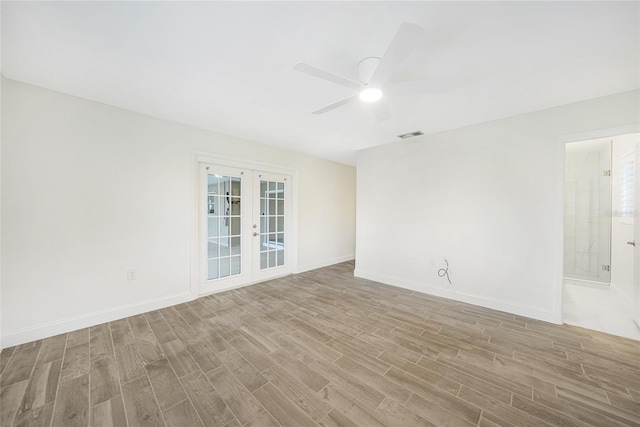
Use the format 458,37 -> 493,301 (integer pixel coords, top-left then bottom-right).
562,133 -> 639,340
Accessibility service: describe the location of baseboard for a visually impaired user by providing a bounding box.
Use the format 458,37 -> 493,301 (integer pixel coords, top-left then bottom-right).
1,255 -> 354,348
296,254 -> 355,273
610,283 -> 635,303
1,291 -> 193,349
354,269 -> 560,324
564,277 -> 610,290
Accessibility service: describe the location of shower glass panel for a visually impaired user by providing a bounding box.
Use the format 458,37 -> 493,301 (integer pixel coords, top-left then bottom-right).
565,139 -> 611,283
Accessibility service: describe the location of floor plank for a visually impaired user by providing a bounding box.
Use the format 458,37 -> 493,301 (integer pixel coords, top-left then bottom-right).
262,362 -> 332,421
120,375 -> 163,427
91,395 -> 128,427
162,399 -> 204,427
216,348 -> 268,392
90,324 -> 115,363
144,358 -> 187,411
0,380 -> 29,426
1,347 -> 40,387
90,357 -> 120,406
180,371 -> 237,427
253,382 -> 317,427
114,344 -> 146,385
59,342 -> 90,383
19,359 -> 62,414
35,334 -> 67,365
51,374 -> 89,427
14,401 -> 54,427
205,365 -> 263,425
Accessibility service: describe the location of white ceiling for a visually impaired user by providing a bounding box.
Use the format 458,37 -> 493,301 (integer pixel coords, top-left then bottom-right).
2,1 -> 638,165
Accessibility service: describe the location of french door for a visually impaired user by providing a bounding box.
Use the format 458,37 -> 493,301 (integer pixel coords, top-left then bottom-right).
199,164 -> 291,294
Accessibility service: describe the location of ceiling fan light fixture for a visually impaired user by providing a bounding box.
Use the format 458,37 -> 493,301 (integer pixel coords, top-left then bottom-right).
359,87 -> 383,103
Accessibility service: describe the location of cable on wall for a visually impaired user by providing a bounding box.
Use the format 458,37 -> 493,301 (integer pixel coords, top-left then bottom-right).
438,258 -> 452,285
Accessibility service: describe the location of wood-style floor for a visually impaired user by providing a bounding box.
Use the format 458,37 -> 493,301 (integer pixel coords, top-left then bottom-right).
1,262 -> 639,427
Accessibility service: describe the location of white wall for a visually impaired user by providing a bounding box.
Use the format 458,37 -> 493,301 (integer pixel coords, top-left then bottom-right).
611,133 -> 639,299
0,78 -> 3,352
1,78 -> 356,347
356,90 -> 639,323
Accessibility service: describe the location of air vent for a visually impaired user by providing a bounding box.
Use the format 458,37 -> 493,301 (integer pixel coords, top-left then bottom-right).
397,131 -> 424,140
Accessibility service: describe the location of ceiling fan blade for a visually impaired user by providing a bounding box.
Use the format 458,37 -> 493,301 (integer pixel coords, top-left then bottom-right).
312,95 -> 358,115
369,23 -> 426,86
372,99 -> 392,122
294,62 -> 363,90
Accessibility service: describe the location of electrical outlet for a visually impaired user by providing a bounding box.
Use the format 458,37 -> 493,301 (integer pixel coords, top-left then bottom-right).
127,269 -> 137,281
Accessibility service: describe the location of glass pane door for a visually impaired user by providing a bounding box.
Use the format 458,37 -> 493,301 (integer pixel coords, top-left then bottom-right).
207,174 -> 242,280
253,173 -> 289,282
201,163 -> 252,295
258,179 -> 285,270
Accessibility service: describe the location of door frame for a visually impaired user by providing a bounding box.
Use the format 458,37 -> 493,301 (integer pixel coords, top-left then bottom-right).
634,143 -> 640,328
555,124 -> 640,325
190,151 -> 299,297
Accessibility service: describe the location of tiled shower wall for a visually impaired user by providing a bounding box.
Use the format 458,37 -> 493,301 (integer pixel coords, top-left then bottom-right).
565,139 -> 611,283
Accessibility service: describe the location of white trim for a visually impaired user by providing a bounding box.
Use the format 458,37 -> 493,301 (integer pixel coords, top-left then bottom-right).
556,123 -> 640,326
563,277 -> 610,290
2,291 -> 192,348
554,131 -> 568,325
193,151 -> 299,177
298,254 -> 355,273
557,124 -> 640,145
290,171 -> 300,274
188,151 -> 199,301
354,269 -> 558,323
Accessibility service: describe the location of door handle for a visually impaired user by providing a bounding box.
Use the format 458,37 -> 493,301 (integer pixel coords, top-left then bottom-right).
253,232 -> 258,236
628,240 -> 636,246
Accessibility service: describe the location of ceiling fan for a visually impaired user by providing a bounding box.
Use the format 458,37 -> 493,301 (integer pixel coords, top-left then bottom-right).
294,22 -> 426,122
